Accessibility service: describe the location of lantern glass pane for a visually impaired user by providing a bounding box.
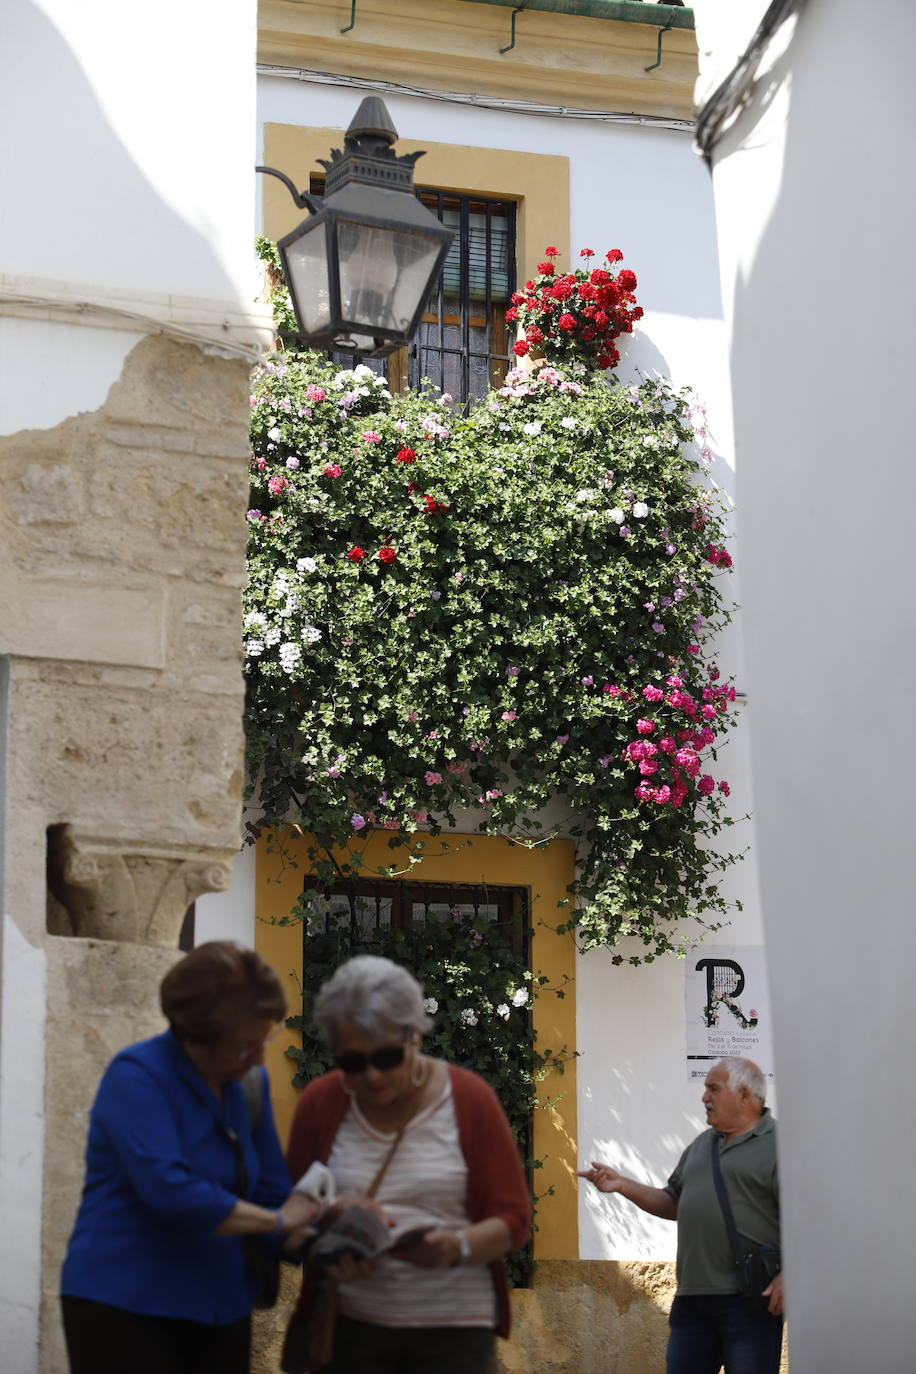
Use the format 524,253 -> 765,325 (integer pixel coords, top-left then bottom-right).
284,222 -> 331,333
336,219 -> 443,334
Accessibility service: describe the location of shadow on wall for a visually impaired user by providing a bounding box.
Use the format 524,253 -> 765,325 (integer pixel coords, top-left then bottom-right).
725,4 -> 916,1370
620,327 -> 734,509
3,0 -> 243,301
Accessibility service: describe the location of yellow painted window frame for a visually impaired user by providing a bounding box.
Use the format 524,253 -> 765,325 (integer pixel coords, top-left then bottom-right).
256,829 -> 578,1262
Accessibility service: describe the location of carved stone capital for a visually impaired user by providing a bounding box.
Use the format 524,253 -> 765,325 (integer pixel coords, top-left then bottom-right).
47,826 -> 236,947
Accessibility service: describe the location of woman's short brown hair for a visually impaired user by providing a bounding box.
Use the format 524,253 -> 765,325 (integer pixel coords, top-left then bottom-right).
160,941 -> 286,1044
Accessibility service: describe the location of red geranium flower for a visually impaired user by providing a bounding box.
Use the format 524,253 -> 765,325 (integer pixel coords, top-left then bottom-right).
590,269 -> 610,286
580,248 -> 594,258
558,313 -> 576,332
544,246 -> 559,257
537,261 -> 556,276
346,546 -> 365,562
395,447 -> 417,465
526,325 -> 544,344
617,269 -> 637,291
505,306 -> 518,322
513,339 -> 530,356
607,249 -> 624,262
378,545 -> 397,564
323,464 -> 342,478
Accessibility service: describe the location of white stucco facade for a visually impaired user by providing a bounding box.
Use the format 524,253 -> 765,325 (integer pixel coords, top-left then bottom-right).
0,4 -> 265,1369
254,66 -> 765,1269
695,0 -> 916,1366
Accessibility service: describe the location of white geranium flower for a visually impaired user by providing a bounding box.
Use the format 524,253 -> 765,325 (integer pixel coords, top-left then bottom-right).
632,502 -> 650,519
576,489 -> 596,502
523,421 -> 542,437
609,508 -> 625,524
301,625 -> 321,643
511,987 -> 529,1008
245,639 -> 265,657
297,557 -> 318,574
561,417 -> 577,430
459,1008 -> 478,1027
244,611 -> 267,631
423,997 -> 438,1015
264,626 -> 281,647
268,426 -> 281,441
496,1003 -> 510,1020
278,642 -> 301,674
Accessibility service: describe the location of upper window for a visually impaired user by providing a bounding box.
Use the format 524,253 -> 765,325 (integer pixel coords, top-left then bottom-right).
314,181 -> 517,408
412,190 -> 516,406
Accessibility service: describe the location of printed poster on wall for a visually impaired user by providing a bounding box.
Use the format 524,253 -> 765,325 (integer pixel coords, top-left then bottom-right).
685,946 -> 774,1083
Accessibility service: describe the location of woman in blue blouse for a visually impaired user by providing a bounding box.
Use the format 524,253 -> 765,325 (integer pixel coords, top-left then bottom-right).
61,941 -> 319,1374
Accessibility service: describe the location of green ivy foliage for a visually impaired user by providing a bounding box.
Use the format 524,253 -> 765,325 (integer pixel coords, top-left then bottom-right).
281,900 -> 564,1285
245,243 -> 741,959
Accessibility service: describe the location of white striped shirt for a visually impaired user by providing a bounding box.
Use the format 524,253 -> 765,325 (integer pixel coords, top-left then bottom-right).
327,1076 -> 496,1328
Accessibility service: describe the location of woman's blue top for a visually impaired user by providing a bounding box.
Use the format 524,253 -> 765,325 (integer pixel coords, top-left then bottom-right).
61,1029 -> 291,1326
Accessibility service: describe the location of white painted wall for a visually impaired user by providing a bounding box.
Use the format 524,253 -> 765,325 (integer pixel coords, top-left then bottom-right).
0,5 -> 262,1365
254,72 -> 767,1266
695,0 -> 916,1366
195,841 -> 257,950
0,919 -> 47,1374
0,0 -> 268,436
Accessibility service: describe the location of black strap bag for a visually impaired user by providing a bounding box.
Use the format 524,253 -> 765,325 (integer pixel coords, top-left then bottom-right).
221,1066 -> 281,1309
710,1134 -> 781,1317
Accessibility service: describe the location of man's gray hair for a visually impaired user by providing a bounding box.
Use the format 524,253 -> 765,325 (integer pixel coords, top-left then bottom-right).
314,954 -> 432,1047
719,1056 -> 767,1104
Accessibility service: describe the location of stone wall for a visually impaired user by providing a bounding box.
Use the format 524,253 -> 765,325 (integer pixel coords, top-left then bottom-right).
251,1260 -> 676,1374
0,332 -> 251,1371
252,1259 -> 789,1372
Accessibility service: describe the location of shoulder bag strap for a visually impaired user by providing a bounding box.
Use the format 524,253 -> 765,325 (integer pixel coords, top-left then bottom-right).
225,1067 -> 264,1199
241,1065 -> 264,1132
366,1121 -> 408,1199
710,1133 -> 745,1266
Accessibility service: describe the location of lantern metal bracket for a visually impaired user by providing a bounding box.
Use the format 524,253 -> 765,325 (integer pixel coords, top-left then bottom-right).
341,0 -> 358,33
255,165 -> 322,214
499,2 -> 528,54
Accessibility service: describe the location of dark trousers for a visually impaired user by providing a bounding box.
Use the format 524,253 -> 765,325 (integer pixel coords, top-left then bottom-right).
323,1314 -> 496,1374
61,1296 -> 250,1374
666,1295 -> 784,1374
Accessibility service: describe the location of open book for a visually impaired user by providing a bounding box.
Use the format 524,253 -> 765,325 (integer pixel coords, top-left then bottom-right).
307,1205 -> 432,1267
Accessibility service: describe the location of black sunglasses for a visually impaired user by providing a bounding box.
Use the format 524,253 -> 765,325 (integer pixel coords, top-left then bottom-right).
334,1043 -> 407,1075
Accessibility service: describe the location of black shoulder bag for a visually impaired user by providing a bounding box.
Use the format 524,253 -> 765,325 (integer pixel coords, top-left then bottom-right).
221,1066 -> 281,1309
710,1134 -> 781,1317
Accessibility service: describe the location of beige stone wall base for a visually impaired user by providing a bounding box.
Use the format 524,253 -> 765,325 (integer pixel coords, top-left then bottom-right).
40,939 -> 180,1373
252,1260 -> 676,1374
254,1259 -> 789,1373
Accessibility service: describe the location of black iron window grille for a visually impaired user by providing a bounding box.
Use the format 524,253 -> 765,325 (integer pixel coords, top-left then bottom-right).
300,877 -> 529,959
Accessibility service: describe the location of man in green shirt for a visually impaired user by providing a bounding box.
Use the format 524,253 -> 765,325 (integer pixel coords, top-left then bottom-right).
578,1057 -> 782,1374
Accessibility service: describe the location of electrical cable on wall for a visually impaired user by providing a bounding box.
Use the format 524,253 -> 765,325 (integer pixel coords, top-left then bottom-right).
694,0 -> 804,164
258,64 -> 695,133
0,292 -> 266,363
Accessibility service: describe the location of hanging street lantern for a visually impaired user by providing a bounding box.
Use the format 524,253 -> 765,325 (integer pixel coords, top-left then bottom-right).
256,97 -> 455,358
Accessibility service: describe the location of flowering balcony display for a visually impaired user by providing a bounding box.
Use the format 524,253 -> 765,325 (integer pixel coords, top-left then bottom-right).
245,242 -> 741,962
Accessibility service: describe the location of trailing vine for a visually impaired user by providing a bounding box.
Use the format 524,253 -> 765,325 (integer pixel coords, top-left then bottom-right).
245,239 -> 741,960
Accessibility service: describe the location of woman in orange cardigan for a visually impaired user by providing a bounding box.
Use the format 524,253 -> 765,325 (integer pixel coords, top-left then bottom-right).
286,954 -> 530,1374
